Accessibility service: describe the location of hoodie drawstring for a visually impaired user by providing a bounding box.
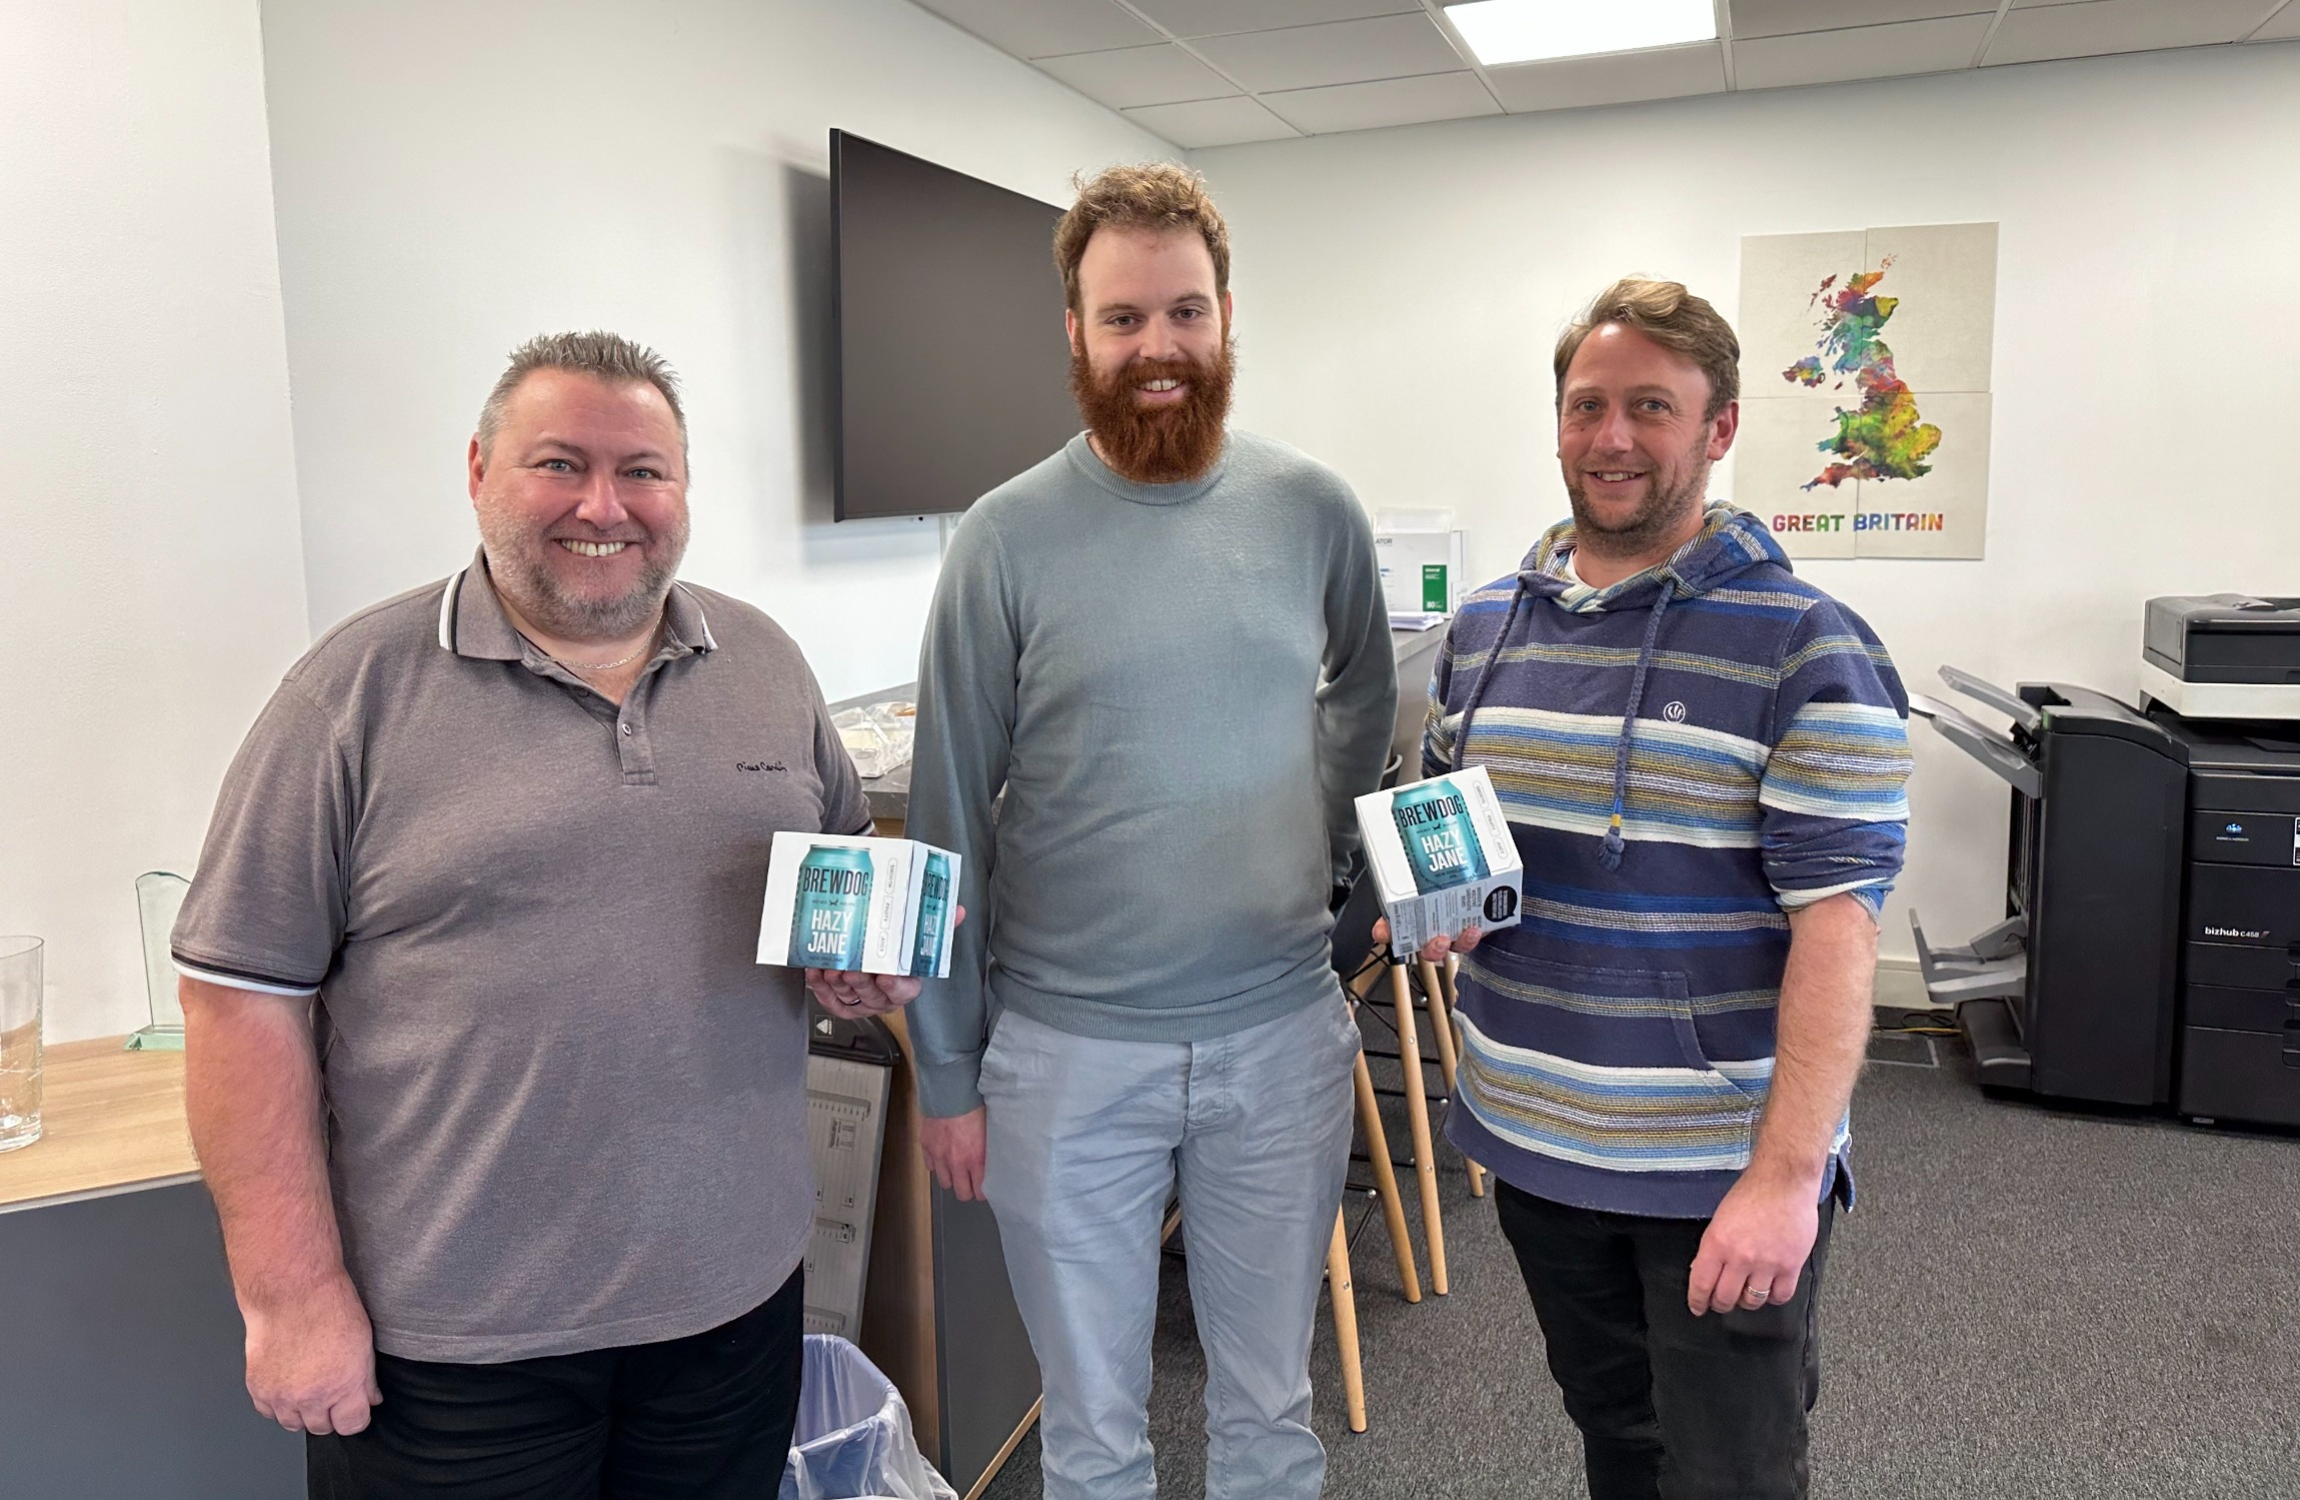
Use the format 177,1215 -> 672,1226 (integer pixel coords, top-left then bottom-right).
1450,561 -> 1683,873
1448,583 -> 1530,774
1597,575 -> 1679,871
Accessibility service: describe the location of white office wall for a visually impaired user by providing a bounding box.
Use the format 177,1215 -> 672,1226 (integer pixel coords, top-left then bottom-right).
2,0 -> 310,1040
16,14 -> 2293,1045
1196,43 -> 2300,966
260,0 -> 1171,699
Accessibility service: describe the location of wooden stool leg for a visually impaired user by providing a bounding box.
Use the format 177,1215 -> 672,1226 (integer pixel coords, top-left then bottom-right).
1353,1044 -> 1420,1303
1390,963 -> 1448,1296
1430,957 -> 1486,1199
1417,959 -> 1461,1095
1327,1210 -> 1367,1434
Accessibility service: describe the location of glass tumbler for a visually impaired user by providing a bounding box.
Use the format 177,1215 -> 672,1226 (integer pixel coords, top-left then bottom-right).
0,936 -> 44,1153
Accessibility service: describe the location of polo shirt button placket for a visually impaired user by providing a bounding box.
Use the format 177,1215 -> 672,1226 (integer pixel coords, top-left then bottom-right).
617,713 -> 655,784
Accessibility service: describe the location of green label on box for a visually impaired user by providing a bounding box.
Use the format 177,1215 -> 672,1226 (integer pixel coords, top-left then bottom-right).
1421,563 -> 1448,612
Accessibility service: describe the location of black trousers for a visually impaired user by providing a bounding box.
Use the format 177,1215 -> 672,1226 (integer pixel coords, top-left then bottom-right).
307,1265 -> 805,1500
1495,1182 -> 1836,1500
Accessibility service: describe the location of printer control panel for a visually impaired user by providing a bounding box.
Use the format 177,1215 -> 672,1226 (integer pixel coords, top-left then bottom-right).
2193,811 -> 2300,868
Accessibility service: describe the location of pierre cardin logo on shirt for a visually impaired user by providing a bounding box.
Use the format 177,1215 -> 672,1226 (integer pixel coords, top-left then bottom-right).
737,761 -> 789,774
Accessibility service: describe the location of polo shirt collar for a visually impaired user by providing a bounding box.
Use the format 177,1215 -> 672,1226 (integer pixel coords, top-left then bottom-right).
437,546 -> 719,660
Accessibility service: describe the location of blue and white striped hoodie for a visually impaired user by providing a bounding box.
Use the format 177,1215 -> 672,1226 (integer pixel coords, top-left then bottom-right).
1429,503 -> 1912,1219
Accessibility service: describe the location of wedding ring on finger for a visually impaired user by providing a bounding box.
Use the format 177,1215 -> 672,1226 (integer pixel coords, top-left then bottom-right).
1740,1283 -> 1772,1307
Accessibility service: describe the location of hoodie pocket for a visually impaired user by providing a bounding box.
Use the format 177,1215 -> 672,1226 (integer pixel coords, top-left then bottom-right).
1462,945 -> 1761,1137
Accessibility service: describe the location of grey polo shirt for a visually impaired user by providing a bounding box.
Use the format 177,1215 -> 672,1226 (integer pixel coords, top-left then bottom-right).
173,551 -> 869,1362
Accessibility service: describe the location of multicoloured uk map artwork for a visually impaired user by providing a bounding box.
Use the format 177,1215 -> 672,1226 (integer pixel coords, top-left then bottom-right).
1734,223 -> 1997,559
1783,260 -> 1943,490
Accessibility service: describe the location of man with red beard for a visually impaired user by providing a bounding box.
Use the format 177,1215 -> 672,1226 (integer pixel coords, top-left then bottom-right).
905,165 -> 1395,1500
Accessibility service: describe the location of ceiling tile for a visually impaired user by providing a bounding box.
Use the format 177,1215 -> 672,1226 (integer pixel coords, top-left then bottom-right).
1483,41 -> 1728,112
1734,13 -> 1992,88
1729,0 -> 1993,41
2247,0 -> 2300,39
1035,43 -> 1240,108
1188,12 -> 1469,91
908,0 -> 1161,59
1128,0 -> 1418,40
1985,0 -> 2267,65
1260,70 -> 1501,133
1122,95 -> 1304,147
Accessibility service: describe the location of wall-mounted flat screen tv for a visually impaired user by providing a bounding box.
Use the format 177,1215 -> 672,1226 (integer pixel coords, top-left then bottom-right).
831,129 -> 1077,521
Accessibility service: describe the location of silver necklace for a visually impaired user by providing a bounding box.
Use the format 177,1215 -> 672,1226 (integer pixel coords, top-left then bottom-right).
530,622 -> 660,675
560,641 -> 650,673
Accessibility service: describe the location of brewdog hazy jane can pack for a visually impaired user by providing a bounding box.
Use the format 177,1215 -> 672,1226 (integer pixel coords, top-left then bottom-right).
757,832 -> 962,976
1354,765 -> 1522,960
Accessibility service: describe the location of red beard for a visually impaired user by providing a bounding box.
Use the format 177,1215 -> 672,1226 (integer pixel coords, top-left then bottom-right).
1069,334 -> 1235,485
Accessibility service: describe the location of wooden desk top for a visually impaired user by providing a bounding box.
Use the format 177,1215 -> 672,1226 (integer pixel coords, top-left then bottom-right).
0,1037 -> 198,1214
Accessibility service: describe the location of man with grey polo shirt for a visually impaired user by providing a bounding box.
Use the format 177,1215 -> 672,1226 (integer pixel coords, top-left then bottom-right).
174,332 -> 917,1498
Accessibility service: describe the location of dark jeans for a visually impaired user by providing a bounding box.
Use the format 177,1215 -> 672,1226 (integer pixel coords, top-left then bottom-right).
307,1264 -> 805,1500
1495,1182 -> 1836,1500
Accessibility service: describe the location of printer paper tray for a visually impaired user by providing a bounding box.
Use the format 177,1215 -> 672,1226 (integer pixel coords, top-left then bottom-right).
1910,691 -> 2042,800
1911,911 -> 2027,1003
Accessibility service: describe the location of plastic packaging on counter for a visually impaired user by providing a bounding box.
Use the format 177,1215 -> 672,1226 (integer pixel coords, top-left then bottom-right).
833,700 -> 916,780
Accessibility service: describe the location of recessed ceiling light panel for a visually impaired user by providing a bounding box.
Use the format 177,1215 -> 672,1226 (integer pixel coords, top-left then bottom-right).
1443,0 -> 1717,66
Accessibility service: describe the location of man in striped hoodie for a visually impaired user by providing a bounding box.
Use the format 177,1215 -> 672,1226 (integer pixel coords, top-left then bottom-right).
1416,279 -> 1911,1499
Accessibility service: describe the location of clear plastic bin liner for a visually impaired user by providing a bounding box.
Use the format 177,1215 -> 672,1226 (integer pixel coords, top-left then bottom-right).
781,1335 -> 957,1500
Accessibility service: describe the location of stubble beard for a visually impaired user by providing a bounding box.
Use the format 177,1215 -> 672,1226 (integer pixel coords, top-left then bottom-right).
475,497 -> 689,642
1070,331 -> 1236,485
1565,444 -> 1713,561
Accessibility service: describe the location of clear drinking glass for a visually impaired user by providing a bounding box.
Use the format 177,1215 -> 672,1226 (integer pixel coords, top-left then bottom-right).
0,935 -> 43,1153
126,872 -> 190,1051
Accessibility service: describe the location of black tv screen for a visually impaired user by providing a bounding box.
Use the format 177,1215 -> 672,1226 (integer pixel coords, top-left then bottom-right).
831,130 -> 1078,521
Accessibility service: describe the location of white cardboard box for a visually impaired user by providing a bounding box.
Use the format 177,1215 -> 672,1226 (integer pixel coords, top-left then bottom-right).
1355,764 -> 1522,960
757,832 -> 961,977
1374,528 -> 1465,615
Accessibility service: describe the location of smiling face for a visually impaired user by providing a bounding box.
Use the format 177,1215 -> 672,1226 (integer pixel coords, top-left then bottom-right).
468,368 -> 690,642
1065,225 -> 1234,484
1556,322 -> 1739,565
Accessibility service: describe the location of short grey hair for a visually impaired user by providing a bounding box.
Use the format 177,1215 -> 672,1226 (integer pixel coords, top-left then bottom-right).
476,330 -> 687,461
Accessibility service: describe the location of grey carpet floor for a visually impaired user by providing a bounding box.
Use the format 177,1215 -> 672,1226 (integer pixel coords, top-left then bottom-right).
976,1028 -> 2300,1500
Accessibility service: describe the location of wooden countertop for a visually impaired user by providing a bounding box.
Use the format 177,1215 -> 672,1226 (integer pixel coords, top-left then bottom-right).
0,1037 -> 198,1214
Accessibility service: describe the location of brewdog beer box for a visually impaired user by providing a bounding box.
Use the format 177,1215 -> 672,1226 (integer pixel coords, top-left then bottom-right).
1355,764 -> 1523,960
757,833 -> 961,978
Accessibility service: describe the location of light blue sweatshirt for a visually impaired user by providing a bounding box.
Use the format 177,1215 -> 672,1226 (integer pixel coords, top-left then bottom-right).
904,431 -> 1396,1118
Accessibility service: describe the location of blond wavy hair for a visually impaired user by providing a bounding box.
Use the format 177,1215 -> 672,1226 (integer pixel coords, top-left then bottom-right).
1554,278 -> 1740,420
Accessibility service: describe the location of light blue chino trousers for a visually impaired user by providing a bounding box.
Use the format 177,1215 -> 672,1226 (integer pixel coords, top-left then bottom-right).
979,995 -> 1362,1500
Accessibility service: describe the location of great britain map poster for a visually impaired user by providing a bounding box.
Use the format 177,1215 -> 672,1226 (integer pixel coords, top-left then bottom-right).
1733,223 -> 1997,559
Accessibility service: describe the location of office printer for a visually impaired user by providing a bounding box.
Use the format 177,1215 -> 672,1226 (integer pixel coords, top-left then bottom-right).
1907,676 -> 2187,1107
2140,593 -> 2300,721
2139,595 -> 2300,1126
1909,595 -> 2300,1129
2150,715 -> 2300,1127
